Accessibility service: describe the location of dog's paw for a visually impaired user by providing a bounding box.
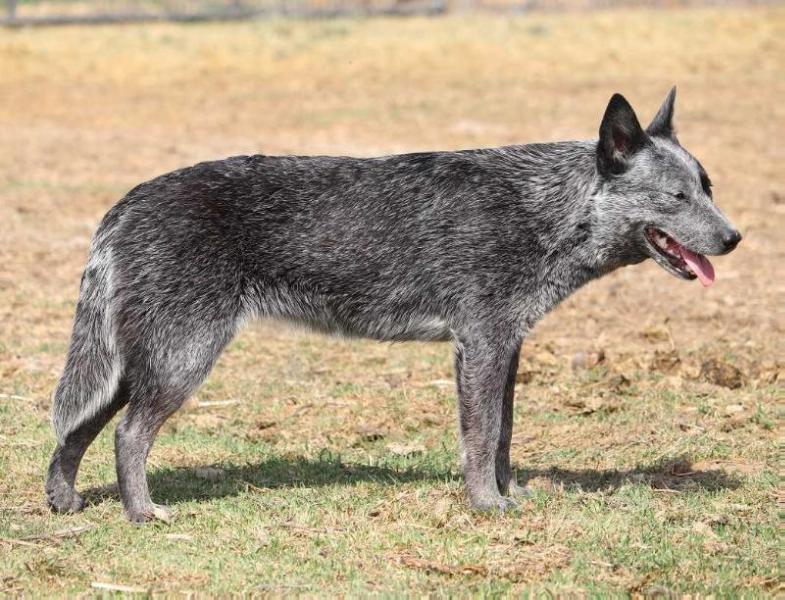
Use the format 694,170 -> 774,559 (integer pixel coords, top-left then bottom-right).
470,493 -> 520,513
46,485 -> 86,514
507,480 -> 533,498
126,503 -> 175,524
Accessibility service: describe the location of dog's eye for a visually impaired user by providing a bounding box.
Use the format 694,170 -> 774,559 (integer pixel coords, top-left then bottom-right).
673,191 -> 687,200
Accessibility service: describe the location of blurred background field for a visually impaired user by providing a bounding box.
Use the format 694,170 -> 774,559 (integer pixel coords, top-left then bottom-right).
3,0 -> 783,23
0,4 -> 783,595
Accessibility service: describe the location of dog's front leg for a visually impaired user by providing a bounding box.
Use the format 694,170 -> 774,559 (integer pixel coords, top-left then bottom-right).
454,332 -> 521,512
495,344 -> 522,496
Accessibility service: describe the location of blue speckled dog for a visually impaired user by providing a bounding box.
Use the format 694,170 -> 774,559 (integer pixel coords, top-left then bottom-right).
46,89 -> 740,522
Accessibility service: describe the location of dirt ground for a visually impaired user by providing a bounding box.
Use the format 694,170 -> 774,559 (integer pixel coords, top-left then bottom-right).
1,8 -> 783,356
0,6 -> 782,595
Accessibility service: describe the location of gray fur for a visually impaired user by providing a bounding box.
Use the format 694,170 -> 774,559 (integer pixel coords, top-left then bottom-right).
46,90 -> 740,521
51,241 -> 121,444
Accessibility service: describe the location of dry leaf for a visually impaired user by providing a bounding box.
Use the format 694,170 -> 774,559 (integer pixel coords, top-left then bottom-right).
640,325 -> 670,343
650,349 -> 681,375
700,358 -> 745,389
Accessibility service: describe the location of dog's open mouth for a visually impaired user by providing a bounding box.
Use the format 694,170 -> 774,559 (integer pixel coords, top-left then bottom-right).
644,227 -> 715,287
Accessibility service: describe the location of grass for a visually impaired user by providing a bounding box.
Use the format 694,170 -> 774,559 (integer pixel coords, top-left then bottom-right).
1,6 -> 783,595
1,332 -> 780,595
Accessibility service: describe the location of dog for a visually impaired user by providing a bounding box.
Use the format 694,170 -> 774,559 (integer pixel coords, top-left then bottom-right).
46,88 -> 741,522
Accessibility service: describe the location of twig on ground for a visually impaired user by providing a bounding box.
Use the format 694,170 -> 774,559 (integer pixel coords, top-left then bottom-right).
196,399 -> 240,408
0,525 -> 95,547
0,538 -> 39,547
0,393 -> 30,401
0,503 -> 46,515
286,403 -> 314,420
590,560 -> 615,568
395,554 -> 488,577
21,525 -> 95,542
91,582 -> 149,593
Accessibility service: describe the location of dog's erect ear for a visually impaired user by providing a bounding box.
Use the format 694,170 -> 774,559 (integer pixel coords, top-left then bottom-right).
646,86 -> 677,139
597,93 -> 649,176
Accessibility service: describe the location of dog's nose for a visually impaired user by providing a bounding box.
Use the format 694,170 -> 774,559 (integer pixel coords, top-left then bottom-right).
722,229 -> 742,252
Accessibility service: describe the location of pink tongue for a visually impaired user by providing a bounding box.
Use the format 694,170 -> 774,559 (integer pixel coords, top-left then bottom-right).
680,247 -> 715,287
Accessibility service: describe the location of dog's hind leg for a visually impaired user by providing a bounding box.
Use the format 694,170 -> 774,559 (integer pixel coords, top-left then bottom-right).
115,385 -> 188,523
46,381 -> 129,513
114,321 -> 237,523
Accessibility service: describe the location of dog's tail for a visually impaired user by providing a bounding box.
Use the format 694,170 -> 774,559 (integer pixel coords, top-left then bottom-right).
51,219 -> 123,445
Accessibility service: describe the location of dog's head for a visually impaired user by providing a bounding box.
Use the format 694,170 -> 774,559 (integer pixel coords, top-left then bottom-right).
593,88 -> 740,287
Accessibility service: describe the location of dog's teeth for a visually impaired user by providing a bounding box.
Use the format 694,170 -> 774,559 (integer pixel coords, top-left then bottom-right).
656,235 -> 668,249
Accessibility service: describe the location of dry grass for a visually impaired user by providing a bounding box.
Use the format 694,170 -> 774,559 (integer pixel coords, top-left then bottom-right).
0,6 -> 782,595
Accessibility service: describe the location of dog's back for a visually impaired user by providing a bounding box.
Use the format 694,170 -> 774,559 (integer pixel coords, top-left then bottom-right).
102,145 -> 595,342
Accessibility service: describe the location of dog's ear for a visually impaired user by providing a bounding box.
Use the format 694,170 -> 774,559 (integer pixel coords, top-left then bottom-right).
646,86 -> 677,139
597,93 -> 649,176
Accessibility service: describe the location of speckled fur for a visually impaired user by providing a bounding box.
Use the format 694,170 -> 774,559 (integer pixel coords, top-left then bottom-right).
46,89 -> 740,521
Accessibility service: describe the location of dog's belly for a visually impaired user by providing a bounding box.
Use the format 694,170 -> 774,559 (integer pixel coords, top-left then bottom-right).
314,311 -> 452,343
250,286 -> 452,342
368,314 -> 452,342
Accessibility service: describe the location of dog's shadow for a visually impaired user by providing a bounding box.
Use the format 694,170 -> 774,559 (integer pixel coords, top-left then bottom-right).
82,453 -> 743,507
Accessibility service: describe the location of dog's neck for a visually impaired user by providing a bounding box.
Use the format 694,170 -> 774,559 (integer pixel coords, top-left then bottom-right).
501,140 -> 633,326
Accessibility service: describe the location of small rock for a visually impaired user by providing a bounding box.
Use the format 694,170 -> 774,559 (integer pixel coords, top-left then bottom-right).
571,349 -> 606,371
386,441 -> 426,456
253,527 -> 271,547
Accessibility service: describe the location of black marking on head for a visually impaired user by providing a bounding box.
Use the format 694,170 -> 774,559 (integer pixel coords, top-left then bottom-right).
697,161 -> 713,198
